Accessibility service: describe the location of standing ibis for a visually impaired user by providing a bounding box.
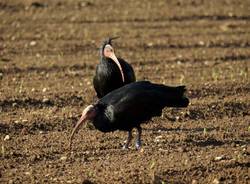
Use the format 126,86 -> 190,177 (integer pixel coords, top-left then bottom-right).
69,81 -> 189,150
93,37 -> 136,98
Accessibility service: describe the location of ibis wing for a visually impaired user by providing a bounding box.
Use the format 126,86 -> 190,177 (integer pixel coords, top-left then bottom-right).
100,81 -> 189,127
109,89 -> 167,124
118,58 -> 136,83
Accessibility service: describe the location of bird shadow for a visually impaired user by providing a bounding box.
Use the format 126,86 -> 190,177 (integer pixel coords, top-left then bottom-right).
144,126 -> 219,133
193,138 -> 224,147
144,126 -> 231,147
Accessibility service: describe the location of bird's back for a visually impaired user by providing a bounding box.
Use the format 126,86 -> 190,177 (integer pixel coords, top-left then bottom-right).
93,59 -> 124,98
99,81 -> 189,131
93,58 -> 136,98
118,58 -> 136,84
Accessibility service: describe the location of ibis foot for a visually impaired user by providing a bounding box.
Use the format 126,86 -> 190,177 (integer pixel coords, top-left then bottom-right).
122,131 -> 132,149
135,126 -> 142,150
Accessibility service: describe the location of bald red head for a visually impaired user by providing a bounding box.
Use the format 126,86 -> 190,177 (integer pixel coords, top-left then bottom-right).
103,44 -> 125,83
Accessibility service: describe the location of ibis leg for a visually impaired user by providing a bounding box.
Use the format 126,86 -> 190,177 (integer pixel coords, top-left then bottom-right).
135,127 -> 142,150
123,131 -> 132,149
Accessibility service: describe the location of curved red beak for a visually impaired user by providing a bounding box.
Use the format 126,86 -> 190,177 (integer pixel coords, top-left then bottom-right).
69,105 -> 95,149
109,52 -> 125,83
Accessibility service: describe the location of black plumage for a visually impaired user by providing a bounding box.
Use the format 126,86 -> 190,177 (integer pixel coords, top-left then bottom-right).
93,37 -> 136,98
69,81 -> 189,149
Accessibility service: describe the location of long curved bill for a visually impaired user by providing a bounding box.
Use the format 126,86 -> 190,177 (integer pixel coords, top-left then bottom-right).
68,113 -> 88,149
109,53 -> 125,83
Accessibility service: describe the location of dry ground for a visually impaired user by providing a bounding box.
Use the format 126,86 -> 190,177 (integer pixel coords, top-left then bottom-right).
0,0 -> 250,183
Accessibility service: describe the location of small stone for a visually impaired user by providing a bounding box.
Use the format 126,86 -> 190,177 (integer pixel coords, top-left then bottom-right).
154,135 -> 163,142
220,23 -> 230,31
31,88 -> 35,92
60,156 -> 67,161
30,41 -> 37,46
199,41 -> 205,46
213,178 -> 220,184
42,88 -> 47,92
78,1 -> 93,7
25,172 -> 31,175
214,155 -> 224,161
22,119 -> 28,123
84,151 -> 90,155
192,179 -> 198,184
177,61 -> 182,65
139,148 -> 144,153
42,98 -> 50,103
147,42 -> 153,47
4,135 -> 10,141
36,53 -> 41,58
45,173 -> 50,177
204,61 -> 209,65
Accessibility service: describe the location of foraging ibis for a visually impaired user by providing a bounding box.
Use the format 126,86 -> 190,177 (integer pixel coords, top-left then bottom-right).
69,81 -> 189,149
93,37 -> 136,98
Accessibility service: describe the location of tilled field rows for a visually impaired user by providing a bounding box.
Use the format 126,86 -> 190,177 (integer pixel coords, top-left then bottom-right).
1,0 -> 250,183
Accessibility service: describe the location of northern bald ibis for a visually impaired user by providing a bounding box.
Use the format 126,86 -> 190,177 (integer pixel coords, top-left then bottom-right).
93,37 -> 136,98
69,81 -> 189,150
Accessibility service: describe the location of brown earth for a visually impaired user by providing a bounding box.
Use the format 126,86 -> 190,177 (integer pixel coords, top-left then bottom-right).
0,0 -> 250,183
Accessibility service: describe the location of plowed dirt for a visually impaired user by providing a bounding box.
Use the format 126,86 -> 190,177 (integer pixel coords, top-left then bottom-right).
0,0 -> 249,183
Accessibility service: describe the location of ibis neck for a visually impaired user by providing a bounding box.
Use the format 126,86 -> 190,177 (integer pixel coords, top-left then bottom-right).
92,103 -> 116,132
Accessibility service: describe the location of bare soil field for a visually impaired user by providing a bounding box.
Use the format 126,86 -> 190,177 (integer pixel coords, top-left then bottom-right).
0,0 -> 250,183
